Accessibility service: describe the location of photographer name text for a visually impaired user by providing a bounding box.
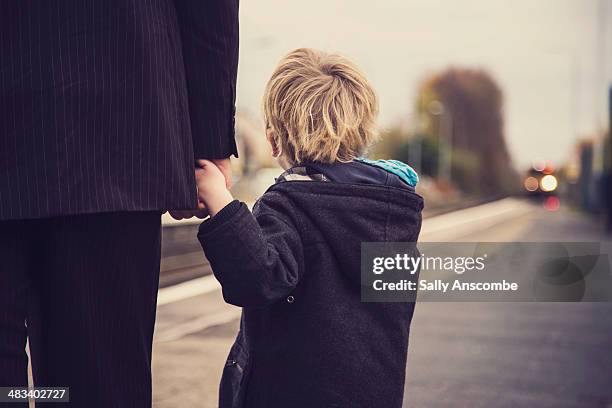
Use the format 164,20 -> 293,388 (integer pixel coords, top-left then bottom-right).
373,279 -> 519,292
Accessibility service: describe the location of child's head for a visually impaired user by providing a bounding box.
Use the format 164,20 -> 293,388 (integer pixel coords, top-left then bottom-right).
263,48 -> 379,166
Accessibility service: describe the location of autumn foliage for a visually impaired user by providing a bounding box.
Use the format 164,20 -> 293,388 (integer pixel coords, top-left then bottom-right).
418,68 -> 517,194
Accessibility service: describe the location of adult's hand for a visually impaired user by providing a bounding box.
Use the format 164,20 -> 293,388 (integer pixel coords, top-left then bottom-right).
168,158 -> 232,220
168,208 -> 208,220
168,193 -> 209,219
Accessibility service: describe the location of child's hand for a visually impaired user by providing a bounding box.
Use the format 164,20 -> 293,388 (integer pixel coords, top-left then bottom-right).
196,160 -> 235,217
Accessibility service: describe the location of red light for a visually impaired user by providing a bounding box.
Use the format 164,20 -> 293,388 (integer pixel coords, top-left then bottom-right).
543,196 -> 560,211
542,161 -> 555,175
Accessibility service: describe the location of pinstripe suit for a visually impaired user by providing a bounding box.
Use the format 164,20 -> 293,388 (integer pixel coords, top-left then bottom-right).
0,1 -> 238,406
0,0 -> 238,220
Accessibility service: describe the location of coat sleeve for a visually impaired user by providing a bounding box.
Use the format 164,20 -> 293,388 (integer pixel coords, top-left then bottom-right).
173,0 -> 239,159
197,200 -> 303,307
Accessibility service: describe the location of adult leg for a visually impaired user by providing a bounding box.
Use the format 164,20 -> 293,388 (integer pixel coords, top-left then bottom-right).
0,220 -> 33,408
32,212 -> 161,407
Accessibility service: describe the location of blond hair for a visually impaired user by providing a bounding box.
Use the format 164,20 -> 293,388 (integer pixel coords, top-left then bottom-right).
262,48 -> 379,164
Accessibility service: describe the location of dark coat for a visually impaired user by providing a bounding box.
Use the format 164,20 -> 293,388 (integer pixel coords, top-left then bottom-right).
198,162 -> 424,408
0,0 -> 238,220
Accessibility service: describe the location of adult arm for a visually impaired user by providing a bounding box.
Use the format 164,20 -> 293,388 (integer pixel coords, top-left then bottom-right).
173,0 -> 239,159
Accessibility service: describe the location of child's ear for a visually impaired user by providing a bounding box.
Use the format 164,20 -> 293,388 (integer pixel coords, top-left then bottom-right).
265,127 -> 274,144
266,128 -> 281,158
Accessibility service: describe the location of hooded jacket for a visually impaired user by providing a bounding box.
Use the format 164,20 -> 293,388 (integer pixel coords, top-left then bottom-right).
198,161 -> 424,408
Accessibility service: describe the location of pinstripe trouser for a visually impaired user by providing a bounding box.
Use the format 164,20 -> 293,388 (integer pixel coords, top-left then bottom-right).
0,212 -> 161,407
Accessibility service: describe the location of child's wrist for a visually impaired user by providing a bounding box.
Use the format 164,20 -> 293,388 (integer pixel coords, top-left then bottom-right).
205,189 -> 235,217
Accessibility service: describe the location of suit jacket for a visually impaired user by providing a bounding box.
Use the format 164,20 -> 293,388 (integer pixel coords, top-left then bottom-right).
0,0 -> 239,220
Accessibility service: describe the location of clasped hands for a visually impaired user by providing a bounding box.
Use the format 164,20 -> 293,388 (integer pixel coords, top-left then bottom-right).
169,159 -> 235,220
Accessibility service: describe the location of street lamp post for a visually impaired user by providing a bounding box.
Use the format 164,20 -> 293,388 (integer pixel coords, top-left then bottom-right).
428,100 -> 453,184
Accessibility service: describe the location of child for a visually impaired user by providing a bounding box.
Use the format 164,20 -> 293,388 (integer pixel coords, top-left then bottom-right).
196,48 -> 423,408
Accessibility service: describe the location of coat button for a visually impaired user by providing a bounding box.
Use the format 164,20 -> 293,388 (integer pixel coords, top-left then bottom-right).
286,295 -> 295,303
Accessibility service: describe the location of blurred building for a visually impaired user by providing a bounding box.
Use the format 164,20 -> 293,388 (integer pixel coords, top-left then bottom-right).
566,86 -> 611,222
606,86 -> 612,230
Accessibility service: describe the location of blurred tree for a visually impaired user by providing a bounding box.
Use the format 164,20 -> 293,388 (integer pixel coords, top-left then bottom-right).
395,134 -> 439,178
393,134 -> 480,193
416,68 -> 518,195
369,126 -> 407,160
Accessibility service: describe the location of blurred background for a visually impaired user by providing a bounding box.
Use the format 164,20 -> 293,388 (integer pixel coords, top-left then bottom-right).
224,0 -> 611,217
152,1 -> 612,407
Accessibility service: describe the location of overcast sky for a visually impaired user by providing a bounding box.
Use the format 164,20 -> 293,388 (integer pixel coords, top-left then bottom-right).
237,0 -> 611,168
